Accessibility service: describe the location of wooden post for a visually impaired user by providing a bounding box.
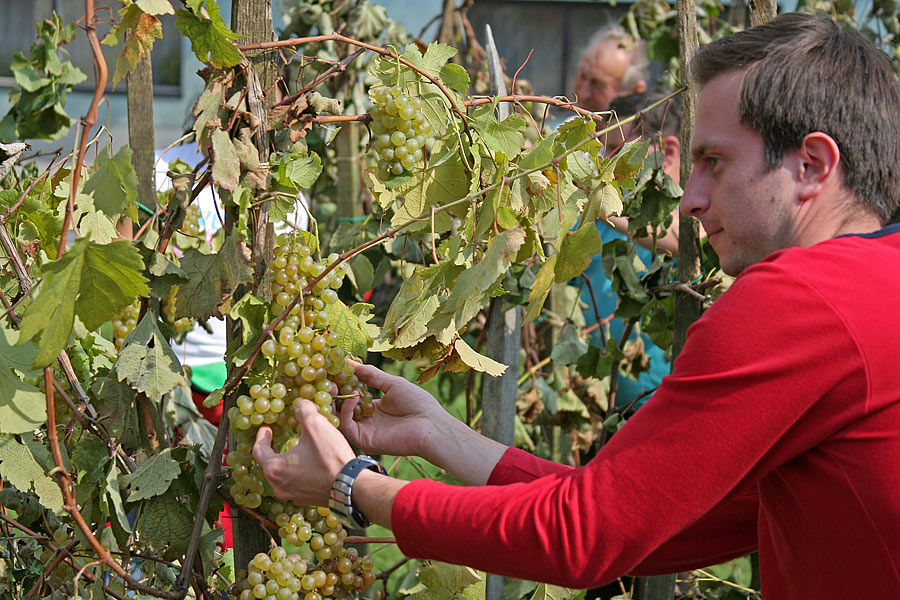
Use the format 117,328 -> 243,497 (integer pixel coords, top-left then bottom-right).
336,125 -> 362,221
748,0 -> 777,26
229,0 -> 278,572
126,51 -> 155,217
480,25 -> 521,600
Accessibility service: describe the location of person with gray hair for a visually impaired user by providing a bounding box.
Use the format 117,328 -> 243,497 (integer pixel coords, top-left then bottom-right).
574,24 -> 649,112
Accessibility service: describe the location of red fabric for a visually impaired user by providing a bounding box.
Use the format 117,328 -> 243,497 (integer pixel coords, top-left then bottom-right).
191,390 -> 232,549
391,227 -> 900,599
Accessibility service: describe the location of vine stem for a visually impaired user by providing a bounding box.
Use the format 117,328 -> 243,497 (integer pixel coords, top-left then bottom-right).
237,33 -> 470,132
43,368 -> 183,599
465,94 -> 608,123
57,0 -> 107,261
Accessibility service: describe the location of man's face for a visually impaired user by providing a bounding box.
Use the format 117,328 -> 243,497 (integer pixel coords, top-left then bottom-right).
681,72 -> 800,276
575,42 -> 630,113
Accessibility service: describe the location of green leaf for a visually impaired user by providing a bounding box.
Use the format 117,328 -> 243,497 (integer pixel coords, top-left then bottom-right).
104,466 -> 132,533
395,295 -> 440,349
143,249 -> 189,298
408,562 -> 482,600
83,145 -> 139,218
530,583 -> 582,600
91,377 -> 141,452
524,254 -> 558,323
229,293 -> 267,366
210,129 -> 240,192
440,63 -> 470,95
0,324 -> 45,434
555,223 -> 604,283
473,107 -> 526,159
121,448 -> 181,502
71,437 -> 110,489
136,0 -> 174,14
586,183 -> 623,222
135,493 -> 193,560
454,338 -> 507,376
78,210 -> 118,244
176,236 -> 253,320
349,254 -> 374,293
550,324 -> 588,366
78,241 -> 150,331
103,5 -> 164,84
275,151 -> 323,189
330,301 -> 375,357
174,3 -> 242,69
0,434 -> 63,514
441,227 -> 525,317
115,314 -> 187,400
576,340 -> 621,380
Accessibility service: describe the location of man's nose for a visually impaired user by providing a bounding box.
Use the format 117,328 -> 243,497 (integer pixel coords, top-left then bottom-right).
679,170 -> 709,218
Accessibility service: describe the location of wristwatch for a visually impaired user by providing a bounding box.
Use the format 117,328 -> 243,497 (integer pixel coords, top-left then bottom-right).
329,455 -> 386,529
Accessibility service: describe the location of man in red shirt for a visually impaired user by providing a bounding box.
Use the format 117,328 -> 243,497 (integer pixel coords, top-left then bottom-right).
253,13 -> 900,598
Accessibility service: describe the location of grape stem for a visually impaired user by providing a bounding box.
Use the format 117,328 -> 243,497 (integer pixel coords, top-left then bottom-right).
236,33 -> 471,137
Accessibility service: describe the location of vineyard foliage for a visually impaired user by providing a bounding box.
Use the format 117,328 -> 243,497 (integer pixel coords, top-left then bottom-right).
0,0 -> 815,598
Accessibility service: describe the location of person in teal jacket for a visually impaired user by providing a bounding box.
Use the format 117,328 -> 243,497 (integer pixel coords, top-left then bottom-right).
582,87 -> 682,410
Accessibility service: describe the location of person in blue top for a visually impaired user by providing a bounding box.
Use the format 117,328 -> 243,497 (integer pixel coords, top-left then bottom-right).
582,87 -> 683,411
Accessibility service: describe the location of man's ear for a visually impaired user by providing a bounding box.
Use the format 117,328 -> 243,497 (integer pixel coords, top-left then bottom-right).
660,134 -> 681,182
629,79 -> 648,95
795,132 -> 841,200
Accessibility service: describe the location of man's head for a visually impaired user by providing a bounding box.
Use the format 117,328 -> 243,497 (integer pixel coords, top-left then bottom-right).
575,25 -> 649,113
608,86 -> 682,181
681,13 -> 900,275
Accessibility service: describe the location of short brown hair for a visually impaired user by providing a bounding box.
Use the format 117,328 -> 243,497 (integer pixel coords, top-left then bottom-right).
692,12 -> 900,223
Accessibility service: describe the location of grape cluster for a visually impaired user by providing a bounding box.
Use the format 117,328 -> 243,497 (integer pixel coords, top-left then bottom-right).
233,542 -> 375,600
163,286 -> 192,337
112,301 -> 141,349
227,232 -> 380,599
369,87 -> 432,180
182,203 -> 203,239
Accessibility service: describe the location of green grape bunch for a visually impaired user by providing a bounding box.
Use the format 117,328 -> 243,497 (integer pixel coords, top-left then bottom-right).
163,285 -> 192,337
112,300 -> 141,350
369,86 -> 432,180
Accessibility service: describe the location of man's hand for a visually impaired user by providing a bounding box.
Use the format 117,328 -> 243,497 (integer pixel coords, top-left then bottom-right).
338,362 -> 454,461
340,362 -> 508,486
253,398 -> 356,507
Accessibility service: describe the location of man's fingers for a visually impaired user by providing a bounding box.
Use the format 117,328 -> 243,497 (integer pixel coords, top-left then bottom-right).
350,361 -> 398,391
338,395 -> 361,440
294,397 -> 324,426
252,426 -> 276,466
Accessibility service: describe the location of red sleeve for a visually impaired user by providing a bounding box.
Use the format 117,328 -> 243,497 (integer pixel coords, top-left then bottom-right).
390,262 -> 865,588
486,446 -> 571,485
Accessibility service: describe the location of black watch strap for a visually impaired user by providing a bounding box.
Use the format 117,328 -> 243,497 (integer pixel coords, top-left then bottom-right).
329,455 -> 386,529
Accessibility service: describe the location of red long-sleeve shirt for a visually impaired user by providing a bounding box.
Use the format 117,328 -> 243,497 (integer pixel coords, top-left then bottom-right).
391,225 -> 900,599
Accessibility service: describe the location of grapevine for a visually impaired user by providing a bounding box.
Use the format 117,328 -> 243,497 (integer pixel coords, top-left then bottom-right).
369,86 -> 432,179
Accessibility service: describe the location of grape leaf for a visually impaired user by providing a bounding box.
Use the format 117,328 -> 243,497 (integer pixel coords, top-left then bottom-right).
454,338 -> 507,376
71,437 -> 110,489
529,584 -> 582,600
83,145 -> 139,218
136,0 -> 174,15
408,562 -> 481,600
0,324 -> 44,434
586,183 -> 623,222
176,236 -> 252,320
555,222 -> 604,283
115,314 -> 186,400
274,151 -> 322,189
440,63 -> 470,95
174,3 -> 242,69
91,377 -> 141,452
229,293 -> 267,366
523,254 -> 558,323
395,295 -> 440,349
550,324 -> 588,366
121,448 -> 181,502
389,156 -> 468,232
135,493 -> 193,560
211,129 -> 239,192
142,248 -> 189,297
473,107 -> 526,159
102,5 -> 163,85
78,210 -> 118,244
330,301 -> 375,358
441,227 -> 525,316
0,434 -> 63,514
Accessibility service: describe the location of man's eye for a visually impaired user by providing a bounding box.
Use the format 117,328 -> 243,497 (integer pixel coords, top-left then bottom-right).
705,156 -> 720,168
